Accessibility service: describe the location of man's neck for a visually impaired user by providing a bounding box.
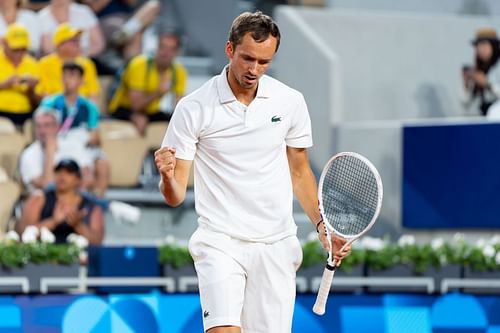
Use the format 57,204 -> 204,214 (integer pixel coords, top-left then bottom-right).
226,68 -> 257,106
8,56 -> 22,67
155,58 -> 171,72
55,189 -> 78,200
64,91 -> 78,105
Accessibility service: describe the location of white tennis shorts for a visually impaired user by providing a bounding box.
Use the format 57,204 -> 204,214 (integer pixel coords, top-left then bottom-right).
188,226 -> 303,333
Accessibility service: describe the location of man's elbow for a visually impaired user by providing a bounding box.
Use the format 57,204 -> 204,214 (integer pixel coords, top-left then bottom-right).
163,194 -> 185,208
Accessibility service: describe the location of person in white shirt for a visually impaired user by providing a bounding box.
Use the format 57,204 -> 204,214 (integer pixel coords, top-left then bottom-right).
155,11 -> 350,333
37,0 -> 105,57
19,106 -> 93,193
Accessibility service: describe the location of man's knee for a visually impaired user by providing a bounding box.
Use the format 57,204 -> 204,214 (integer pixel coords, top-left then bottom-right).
206,326 -> 241,333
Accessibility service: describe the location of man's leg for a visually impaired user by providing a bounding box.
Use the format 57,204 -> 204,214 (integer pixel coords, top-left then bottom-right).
188,228 -> 248,333
241,236 -> 303,333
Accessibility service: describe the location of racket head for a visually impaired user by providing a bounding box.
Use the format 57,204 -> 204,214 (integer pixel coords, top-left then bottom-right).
318,152 -> 383,240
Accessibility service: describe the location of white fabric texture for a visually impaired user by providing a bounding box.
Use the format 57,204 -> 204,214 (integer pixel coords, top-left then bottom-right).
37,3 -> 98,55
189,226 -> 302,332
162,67 -> 313,243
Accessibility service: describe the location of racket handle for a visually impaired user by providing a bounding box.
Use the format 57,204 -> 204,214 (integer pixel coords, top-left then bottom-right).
312,263 -> 336,315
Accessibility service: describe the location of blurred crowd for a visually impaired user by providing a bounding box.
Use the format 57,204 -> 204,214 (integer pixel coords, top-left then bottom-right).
0,0 -> 188,246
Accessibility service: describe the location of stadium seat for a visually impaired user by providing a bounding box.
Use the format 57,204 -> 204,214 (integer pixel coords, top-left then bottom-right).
22,119 -> 34,145
145,121 -> 169,151
0,132 -> 26,180
0,116 -> 17,134
99,120 -> 148,187
99,119 -> 140,139
0,167 -> 20,237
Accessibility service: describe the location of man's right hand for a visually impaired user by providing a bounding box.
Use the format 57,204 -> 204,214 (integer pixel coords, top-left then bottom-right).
154,146 -> 176,180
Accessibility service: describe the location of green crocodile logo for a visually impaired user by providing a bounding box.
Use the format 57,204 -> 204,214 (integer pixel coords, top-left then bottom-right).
271,115 -> 282,123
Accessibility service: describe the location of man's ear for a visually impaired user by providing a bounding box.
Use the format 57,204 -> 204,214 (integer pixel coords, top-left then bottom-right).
225,41 -> 234,59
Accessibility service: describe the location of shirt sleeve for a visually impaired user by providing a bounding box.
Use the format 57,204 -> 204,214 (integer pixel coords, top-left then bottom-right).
161,99 -> 201,160
82,59 -> 100,96
86,99 -> 100,130
125,57 -> 147,91
40,95 -> 55,108
173,63 -> 188,96
285,93 -> 313,148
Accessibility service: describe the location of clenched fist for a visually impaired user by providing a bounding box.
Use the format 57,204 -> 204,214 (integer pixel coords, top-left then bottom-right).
154,146 -> 176,180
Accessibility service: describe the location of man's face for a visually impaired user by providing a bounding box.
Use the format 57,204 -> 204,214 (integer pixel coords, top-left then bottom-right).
225,32 -> 277,90
156,35 -> 179,67
4,43 -> 27,64
35,113 -> 59,142
54,169 -> 80,192
62,69 -> 83,93
476,40 -> 494,62
58,37 -> 81,58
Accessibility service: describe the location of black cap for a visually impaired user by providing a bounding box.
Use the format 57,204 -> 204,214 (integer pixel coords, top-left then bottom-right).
54,159 -> 81,178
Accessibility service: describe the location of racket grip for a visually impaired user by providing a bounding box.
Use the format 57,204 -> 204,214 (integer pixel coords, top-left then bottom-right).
312,264 -> 336,315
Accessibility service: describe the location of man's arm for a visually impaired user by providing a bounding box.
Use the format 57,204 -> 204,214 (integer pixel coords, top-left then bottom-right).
286,147 -> 322,229
28,136 -> 57,190
68,205 -> 104,245
287,146 -> 351,263
155,146 -> 192,207
128,88 -> 164,114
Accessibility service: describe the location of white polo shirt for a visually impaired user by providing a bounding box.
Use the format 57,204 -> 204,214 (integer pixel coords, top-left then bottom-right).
163,67 -> 313,243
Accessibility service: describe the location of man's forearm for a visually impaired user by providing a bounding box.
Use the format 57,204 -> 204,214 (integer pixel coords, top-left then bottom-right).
293,169 -> 322,228
159,177 -> 186,207
130,90 -> 163,113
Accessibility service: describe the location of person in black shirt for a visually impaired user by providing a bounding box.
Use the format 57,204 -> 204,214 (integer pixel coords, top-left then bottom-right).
18,159 -> 104,245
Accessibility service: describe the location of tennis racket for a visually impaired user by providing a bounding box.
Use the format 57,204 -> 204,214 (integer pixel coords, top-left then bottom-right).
312,152 -> 383,315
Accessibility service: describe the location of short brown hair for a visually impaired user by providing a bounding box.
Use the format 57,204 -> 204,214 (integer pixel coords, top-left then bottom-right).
228,11 -> 281,52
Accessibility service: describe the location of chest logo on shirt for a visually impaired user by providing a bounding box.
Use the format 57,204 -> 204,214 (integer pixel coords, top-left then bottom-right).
271,115 -> 282,123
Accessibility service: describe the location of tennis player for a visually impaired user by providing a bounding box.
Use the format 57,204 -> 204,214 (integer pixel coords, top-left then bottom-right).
155,11 -> 350,333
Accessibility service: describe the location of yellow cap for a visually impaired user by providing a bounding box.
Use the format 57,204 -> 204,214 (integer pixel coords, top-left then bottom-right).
53,23 -> 82,47
4,23 -> 30,50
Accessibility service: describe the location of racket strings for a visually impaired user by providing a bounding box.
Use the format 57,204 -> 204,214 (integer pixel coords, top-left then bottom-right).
321,155 -> 379,237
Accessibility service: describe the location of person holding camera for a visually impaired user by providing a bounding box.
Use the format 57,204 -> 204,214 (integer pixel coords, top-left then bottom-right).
462,27 -> 500,116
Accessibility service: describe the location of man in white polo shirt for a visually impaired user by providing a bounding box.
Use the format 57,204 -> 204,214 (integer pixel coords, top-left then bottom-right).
155,11 -> 350,333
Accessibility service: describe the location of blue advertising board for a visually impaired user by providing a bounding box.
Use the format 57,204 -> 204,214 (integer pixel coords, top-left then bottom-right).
0,293 -> 499,332
403,122 -> 500,228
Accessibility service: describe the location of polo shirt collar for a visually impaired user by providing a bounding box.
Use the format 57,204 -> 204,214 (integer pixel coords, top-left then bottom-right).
217,65 -> 271,104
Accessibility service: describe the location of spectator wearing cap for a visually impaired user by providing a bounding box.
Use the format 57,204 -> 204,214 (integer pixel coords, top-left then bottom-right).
18,158 -> 104,245
37,0 -> 105,57
108,32 -> 187,135
0,23 -> 42,126
462,27 -> 500,116
0,0 -> 40,55
40,62 -> 110,197
38,23 -> 101,104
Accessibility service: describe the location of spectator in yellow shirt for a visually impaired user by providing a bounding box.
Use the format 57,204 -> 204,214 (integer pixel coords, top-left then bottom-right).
0,23 -> 41,126
38,23 -> 100,105
108,32 -> 187,135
